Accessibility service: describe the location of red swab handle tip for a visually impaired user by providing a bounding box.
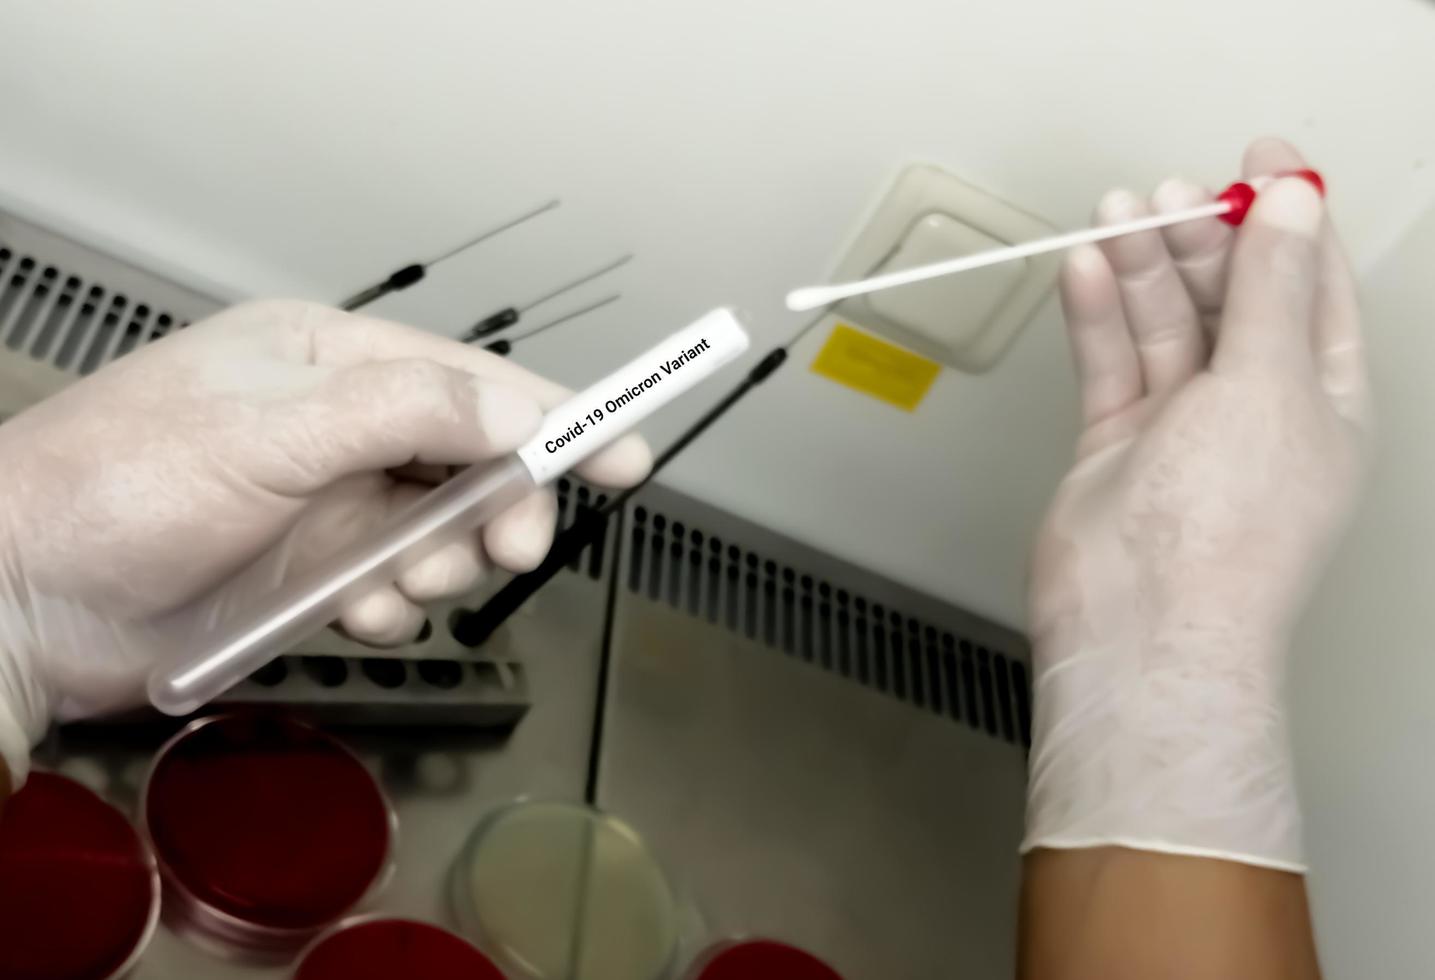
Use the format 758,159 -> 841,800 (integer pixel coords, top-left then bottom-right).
1289,168 -> 1326,196
1217,169 -> 1326,226
1216,182 -> 1258,225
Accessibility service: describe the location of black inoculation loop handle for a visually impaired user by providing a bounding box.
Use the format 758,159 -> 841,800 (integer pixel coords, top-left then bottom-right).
338,199 -> 562,312
450,507 -> 607,646
460,254 -> 631,343
466,294 -> 621,355
465,307 -> 520,341
750,348 -> 788,381
388,263 -> 425,290
339,264 -> 428,311
450,340 -> 799,647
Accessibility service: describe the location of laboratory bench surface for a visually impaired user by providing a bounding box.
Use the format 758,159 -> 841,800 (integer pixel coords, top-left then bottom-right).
35,484 -> 1031,980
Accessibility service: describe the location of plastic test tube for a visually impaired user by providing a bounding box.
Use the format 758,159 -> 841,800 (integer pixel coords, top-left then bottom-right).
148,308 -> 752,715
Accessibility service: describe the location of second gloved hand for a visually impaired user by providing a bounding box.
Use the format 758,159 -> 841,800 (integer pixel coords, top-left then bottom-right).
1023,139 -> 1372,871
0,300 -> 651,785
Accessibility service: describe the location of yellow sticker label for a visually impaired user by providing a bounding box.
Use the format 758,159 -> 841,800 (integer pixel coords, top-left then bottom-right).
809,323 -> 941,411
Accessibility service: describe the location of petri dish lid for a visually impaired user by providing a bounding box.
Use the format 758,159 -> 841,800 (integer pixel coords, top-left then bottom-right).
142,712 -> 392,954
293,917 -> 505,980
0,771 -> 160,980
687,939 -> 845,980
451,801 -> 678,980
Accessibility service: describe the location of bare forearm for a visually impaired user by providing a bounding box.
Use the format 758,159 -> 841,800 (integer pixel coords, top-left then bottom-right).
1020,847 -> 1320,980
1017,644 -> 1320,978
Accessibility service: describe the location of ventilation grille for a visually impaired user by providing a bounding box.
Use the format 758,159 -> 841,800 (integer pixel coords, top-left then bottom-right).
555,477 -> 613,581
0,243 -> 192,375
625,504 -> 1032,747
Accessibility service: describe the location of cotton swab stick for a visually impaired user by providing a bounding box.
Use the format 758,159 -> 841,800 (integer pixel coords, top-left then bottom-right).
785,170 -> 1324,313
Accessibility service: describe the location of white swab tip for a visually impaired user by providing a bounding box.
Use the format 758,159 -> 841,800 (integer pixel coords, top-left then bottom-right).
785,286 -> 836,312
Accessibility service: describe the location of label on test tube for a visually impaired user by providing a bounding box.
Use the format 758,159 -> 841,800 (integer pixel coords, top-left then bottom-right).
515,308 -> 751,484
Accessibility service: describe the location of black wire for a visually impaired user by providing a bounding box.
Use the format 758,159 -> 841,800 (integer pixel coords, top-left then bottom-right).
584,504 -> 626,805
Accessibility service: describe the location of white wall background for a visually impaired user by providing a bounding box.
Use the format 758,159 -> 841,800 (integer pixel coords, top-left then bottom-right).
1,1 -> 1434,975
1294,197 -> 1435,980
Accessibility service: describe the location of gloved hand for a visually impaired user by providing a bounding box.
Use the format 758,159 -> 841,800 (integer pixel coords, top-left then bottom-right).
0,300 -> 651,785
1023,139 -> 1372,871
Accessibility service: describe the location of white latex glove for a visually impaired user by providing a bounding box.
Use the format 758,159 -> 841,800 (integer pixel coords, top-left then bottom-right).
1023,139 -> 1372,872
0,300 -> 651,785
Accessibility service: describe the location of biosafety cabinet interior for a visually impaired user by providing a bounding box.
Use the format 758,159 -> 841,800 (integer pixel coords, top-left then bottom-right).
1,208 -> 1031,978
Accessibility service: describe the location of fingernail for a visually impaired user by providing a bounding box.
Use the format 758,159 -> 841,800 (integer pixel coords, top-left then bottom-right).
607,433 -> 653,480
1252,177 -> 1323,235
348,588 -> 405,636
1151,176 -> 1208,213
1067,244 -> 1109,276
473,381 -> 542,451
500,523 -> 550,572
1095,188 -> 1143,224
486,497 -> 556,572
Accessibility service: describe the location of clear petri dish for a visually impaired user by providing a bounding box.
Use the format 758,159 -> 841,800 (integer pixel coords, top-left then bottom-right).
141,712 -> 394,961
684,939 -> 845,980
450,800 -> 679,980
293,916 -> 505,980
0,771 -> 160,980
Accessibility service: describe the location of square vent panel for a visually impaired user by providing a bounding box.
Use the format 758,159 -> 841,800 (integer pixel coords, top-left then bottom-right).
829,164 -> 1061,373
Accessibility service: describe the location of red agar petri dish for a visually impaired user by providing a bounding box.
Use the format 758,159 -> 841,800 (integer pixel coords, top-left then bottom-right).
0,771 -> 160,980
686,939 -> 845,980
141,713 -> 393,960
294,917 -> 505,980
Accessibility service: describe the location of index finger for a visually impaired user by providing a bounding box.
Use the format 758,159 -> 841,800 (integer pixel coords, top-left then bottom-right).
300,302 -> 653,487
1243,138 -> 1370,426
